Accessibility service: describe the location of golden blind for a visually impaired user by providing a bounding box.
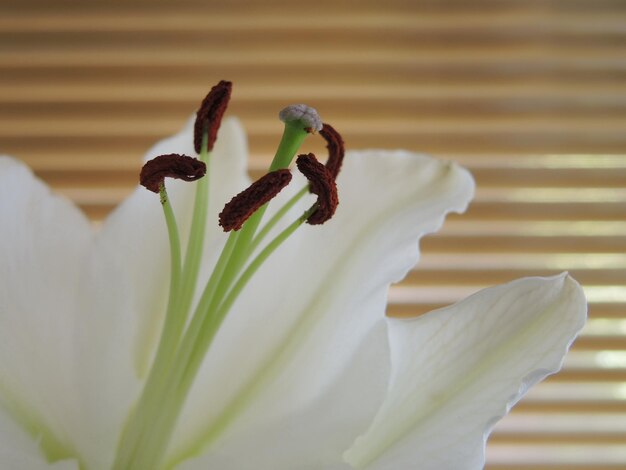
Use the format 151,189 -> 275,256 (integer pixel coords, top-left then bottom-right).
1,0 -> 625,468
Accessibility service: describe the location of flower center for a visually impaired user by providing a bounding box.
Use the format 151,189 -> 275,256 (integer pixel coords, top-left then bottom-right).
112,84 -> 342,470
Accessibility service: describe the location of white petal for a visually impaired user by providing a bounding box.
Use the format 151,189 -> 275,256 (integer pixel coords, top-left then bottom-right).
98,117 -> 249,376
170,151 -> 474,465
344,274 -> 587,469
0,404 -> 78,470
0,157 -> 93,462
69,245 -> 141,469
178,322 -> 387,470
0,157 -> 139,469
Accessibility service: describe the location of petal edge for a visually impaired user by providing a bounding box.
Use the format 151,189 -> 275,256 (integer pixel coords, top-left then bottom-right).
344,274 -> 587,470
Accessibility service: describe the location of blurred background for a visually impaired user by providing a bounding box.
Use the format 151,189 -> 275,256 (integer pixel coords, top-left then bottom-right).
1,0 -> 625,468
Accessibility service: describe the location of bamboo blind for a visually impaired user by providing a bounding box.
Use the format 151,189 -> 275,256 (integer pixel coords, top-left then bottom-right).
1,0 -> 625,468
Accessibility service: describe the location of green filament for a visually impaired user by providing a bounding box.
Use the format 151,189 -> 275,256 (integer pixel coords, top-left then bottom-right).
112,184 -> 183,470
177,132 -> 211,337
249,185 -> 309,255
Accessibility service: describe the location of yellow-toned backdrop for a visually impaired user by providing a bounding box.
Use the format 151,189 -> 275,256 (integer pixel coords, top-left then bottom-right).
1,0 -> 625,468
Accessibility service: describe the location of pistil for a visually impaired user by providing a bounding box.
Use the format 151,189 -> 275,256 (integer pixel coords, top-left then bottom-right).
247,122 -> 345,251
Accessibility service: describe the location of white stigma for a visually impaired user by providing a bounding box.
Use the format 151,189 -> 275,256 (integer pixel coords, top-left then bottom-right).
279,104 -> 323,132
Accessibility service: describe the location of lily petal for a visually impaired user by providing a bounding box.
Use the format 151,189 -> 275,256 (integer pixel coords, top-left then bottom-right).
169,150 -> 474,466
0,405 -> 78,470
344,274 -> 586,469
178,322 -> 387,470
0,157 -> 92,464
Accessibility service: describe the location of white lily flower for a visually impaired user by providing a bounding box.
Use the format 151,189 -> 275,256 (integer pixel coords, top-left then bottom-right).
0,83 -> 586,470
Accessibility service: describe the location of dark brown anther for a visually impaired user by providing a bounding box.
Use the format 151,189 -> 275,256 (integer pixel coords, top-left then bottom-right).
140,154 -> 206,194
296,153 -> 338,225
193,80 -> 232,154
219,169 -> 292,231
319,123 -> 345,180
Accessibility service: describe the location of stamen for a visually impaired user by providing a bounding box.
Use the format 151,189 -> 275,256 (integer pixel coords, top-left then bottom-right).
140,154 -> 206,194
296,153 -> 338,225
193,80 -> 232,154
120,89 -> 347,470
319,123 -> 345,179
279,104 -> 323,133
219,169 -> 293,231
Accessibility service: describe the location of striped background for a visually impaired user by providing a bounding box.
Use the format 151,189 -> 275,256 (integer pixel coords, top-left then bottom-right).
1,0 -> 625,468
